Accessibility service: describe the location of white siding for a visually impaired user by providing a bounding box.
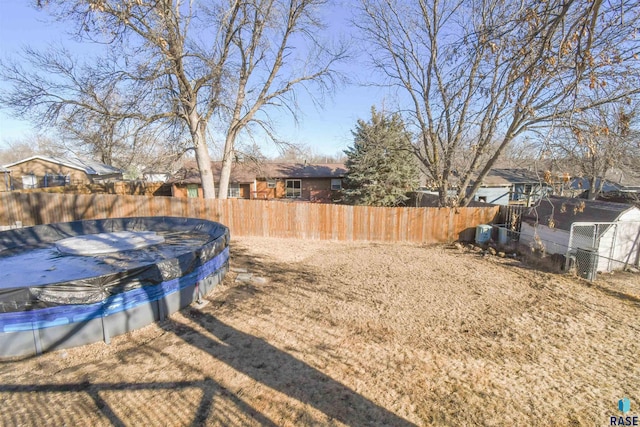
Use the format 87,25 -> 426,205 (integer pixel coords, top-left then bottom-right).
521,206 -> 640,272
610,209 -> 640,270
474,187 -> 510,205
520,222 -> 571,255
597,226 -> 616,272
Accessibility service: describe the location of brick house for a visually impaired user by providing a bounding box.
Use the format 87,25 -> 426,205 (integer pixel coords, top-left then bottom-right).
169,162 -> 256,199
2,155 -> 123,190
169,162 -> 346,202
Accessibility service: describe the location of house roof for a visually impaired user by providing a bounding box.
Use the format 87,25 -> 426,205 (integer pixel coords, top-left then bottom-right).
2,155 -> 122,176
522,195 -> 637,231
254,163 -> 346,179
602,167 -> 640,189
569,177 -> 622,193
169,162 -> 347,185
476,168 -> 546,187
169,162 -> 260,185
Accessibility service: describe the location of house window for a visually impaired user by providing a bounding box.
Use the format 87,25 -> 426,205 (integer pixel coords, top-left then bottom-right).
228,183 -> 240,198
267,179 -> 276,188
214,183 -> 241,198
512,184 -> 534,201
45,174 -> 69,187
331,178 -> 342,190
286,179 -> 301,198
187,184 -> 199,198
22,174 -> 37,189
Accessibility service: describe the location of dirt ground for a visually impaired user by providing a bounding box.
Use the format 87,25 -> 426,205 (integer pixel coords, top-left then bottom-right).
1,237 -> 638,426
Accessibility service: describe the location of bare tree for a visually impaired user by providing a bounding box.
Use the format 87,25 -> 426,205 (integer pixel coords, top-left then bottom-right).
356,0 -> 640,206
548,102 -> 639,199
25,0 -> 344,199
0,47 -> 169,168
213,0 -> 345,198
0,134 -> 64,165
11,1 -> 227,198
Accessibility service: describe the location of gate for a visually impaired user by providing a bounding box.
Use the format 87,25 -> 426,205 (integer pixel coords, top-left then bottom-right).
566,222 -> 618,280
498,205 -> 525,233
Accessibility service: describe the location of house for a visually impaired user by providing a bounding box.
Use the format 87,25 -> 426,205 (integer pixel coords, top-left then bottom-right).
169,162 -> 346,202
169,162 -> 256,199
470,168 -> 551,206
568,177 -> 623,198
253,163 -> 346,201
519,196 -> 640,274
0,167 -> 10,192
569,174 -> 640,198
567,171 -> 640,205
2,155 -> 123,190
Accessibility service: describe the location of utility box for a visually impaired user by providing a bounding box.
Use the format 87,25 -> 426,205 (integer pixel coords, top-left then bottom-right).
497,226 -> 509,245
576,248 -> 598,281
475,224 -> 492,244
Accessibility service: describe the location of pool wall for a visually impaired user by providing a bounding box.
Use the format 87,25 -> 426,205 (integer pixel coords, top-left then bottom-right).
0,217 -> 229,358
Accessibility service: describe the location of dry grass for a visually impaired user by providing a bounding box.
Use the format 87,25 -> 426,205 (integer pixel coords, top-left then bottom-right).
1,237 -> 638,426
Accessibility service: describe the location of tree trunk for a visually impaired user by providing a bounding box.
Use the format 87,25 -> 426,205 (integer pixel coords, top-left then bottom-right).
588,175 -> 598,200
189,115 -> 215,199
438,181 -> 449,207
217,131 -> 237,200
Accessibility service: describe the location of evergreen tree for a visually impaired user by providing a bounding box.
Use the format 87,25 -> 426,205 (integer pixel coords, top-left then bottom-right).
343,108 -> 419,206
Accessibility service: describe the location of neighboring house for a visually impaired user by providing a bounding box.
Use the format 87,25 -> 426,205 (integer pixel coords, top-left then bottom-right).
569,174 -> 640,197
169,162 -> 255,199
519,196 -> 640,273
470,168 -> 551,206
253,163 -> 346,202
2,155 -> 123,190
568,177 -> 623,198
169,162 -> 346,202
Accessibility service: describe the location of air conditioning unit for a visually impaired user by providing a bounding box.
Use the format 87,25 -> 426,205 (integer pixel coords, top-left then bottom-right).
475,224 -> 492,244
497,226 -> 509,245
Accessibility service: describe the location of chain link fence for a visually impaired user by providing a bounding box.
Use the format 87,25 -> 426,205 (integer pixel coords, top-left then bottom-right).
565,221 -> 640,281
499,220 -> 640,282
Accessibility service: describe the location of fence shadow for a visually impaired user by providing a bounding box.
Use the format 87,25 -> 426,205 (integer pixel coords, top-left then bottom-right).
0,377 -> 277,426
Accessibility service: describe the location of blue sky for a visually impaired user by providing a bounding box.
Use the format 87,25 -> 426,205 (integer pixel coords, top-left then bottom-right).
0,1 -> 391,157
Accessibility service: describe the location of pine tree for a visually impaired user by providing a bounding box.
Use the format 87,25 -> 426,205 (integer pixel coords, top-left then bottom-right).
343,108 -> 419,206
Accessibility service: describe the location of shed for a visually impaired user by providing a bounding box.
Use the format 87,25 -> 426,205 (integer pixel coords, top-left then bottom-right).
519,196 -> 640,272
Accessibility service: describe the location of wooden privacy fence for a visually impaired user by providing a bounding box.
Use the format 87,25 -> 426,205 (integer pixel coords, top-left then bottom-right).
498,205 -> 526,232
0,192 -> 499,243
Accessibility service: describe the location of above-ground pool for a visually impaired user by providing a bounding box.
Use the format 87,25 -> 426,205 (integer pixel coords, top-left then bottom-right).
0,217 -> 229,358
